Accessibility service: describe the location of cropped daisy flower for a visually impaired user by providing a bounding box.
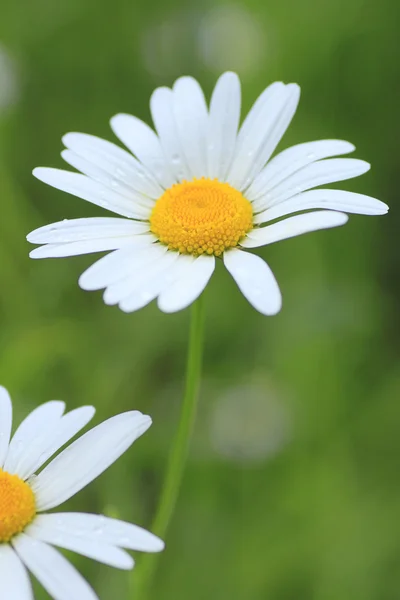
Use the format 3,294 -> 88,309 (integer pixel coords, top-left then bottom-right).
27,72 -> 388,315
0,386 -> 164,600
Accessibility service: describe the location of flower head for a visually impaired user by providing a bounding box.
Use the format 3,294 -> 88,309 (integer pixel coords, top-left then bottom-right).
27,73 -> 388,315
0,386 -> 164,599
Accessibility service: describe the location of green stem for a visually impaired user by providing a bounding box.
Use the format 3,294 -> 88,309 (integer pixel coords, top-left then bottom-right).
134,294 -> 206,598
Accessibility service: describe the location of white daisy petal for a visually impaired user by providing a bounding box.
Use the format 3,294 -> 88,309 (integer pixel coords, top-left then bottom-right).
252,158 -> 370,213
242,84 -> 301,190
0,393 -> 163,598
62,132 -> 163,199
103,246 -> 176,306
243,211 -> 349,248
22,406 -> 95,481
236,82 -> 285,140
246,139 -> 356,200
29,234 -> 155,259
254,189 -> 389,224
227,83 -> 300,190
4,401 -> 65,477
79,244 -> 167,292
150,86 -> 191,182
31,411 -> 152,511
110,114 -> 175,189
173,76 -> 209,179
0,385 -> 12,467
26,521 -> 134,570
118,252 -> 190,313
30,513 -> 164,553
61,150 -> 155,211
0,544 -> 33,600
226,82 -> 285,189
26,217 -> 150,245
12,535 -> 99,600
207,72 -> 241,180
224,249 -> 282,316
158,254 -> 215,313
33,168 -> 150,220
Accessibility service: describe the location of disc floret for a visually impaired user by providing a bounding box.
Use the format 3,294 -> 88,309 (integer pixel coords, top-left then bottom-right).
150,178 -> 253,256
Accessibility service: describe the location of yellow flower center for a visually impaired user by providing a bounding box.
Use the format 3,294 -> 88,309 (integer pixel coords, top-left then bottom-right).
0,469 -> 36,542
150,178 -> 253,256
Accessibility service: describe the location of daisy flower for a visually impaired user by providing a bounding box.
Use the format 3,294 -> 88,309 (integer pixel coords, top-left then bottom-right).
0,385 -> 164,599
27,72 -> 388,315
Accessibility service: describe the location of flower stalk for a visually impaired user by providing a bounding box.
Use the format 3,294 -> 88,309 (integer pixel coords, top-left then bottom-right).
134,294 -> 206,598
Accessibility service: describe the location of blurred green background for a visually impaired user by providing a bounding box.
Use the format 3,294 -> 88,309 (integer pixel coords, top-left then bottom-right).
0,0 -> 399,598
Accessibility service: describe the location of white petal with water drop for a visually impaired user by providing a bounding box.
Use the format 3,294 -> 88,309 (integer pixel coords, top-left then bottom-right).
207,71 -> 241,180
26,521 -> 134,570
252,158 -> 370,213
13,535 -> 99,600
29,233 -> 155,259
246,139 -> 356,200
33,168 -> 150,220
4,402 -> 65,477
31,411 -> 151,511
30,513 -> 164,553
150,86 -> 191,182
27,217 -> 150,245
254,189 -> 389,224
22,406 -> 95,481
0,544 -> 33,600
62,132 -> 163,199
173,76 -> 209,179
243,211 -> 349,248
110,114 -> 175,189
158,255 -> 215,313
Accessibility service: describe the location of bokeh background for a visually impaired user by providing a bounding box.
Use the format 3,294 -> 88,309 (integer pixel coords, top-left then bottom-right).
0,0 -> 399,598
